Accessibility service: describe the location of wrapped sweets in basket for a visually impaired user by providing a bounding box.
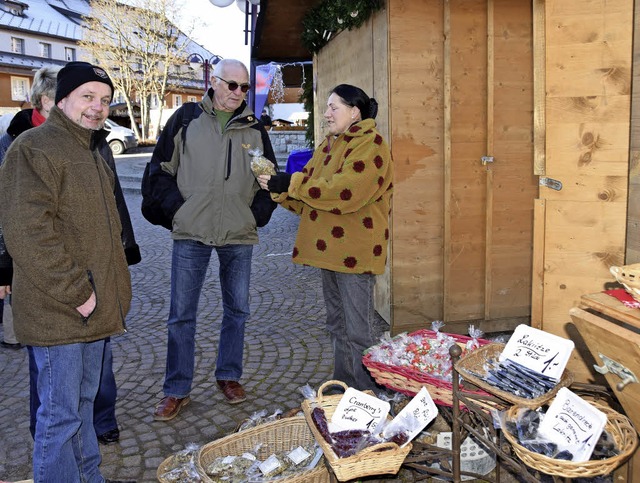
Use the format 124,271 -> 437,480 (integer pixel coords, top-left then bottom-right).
363,322 -> 494,407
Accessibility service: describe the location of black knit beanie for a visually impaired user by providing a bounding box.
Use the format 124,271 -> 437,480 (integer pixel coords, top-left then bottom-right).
55,61 -> 114,104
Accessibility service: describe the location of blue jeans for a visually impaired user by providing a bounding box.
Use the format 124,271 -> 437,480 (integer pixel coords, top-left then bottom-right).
163,239 -> 253,397
321,270 -> 379,391
31,340 -> 106,483
28,339 -> 118,438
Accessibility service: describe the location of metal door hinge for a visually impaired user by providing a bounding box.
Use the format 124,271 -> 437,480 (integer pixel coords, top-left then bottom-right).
594,353 -> 638,392
539,177 -> 562,191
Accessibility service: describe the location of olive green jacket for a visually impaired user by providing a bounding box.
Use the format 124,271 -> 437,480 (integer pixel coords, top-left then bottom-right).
0,107 -> 132,346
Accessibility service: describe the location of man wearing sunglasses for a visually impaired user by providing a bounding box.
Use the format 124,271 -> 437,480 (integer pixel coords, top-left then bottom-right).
146,59 -> 278,420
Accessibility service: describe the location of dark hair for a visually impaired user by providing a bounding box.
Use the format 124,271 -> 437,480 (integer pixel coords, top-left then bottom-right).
331,84 -> 378,120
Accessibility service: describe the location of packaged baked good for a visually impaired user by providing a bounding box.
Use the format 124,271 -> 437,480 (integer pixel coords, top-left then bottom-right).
249,147 -> 276,176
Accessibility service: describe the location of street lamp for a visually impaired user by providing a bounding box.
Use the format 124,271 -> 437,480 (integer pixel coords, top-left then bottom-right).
189,53 -> 222,91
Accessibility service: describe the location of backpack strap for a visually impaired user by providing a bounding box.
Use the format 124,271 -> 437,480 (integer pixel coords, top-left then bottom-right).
180,102 -> 201,152
141,102 -> 201,229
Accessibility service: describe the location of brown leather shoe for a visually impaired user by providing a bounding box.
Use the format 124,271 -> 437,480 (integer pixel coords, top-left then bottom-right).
153,396 -> 190,421
217,380 -> 246,404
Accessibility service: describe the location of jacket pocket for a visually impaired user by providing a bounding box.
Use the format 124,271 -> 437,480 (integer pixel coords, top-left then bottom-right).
81,270 -> 98,325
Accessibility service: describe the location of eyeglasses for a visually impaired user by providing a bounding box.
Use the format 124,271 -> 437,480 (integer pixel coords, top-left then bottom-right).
215,76 -> 250,93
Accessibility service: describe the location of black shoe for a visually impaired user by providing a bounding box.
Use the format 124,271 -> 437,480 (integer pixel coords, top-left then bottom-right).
0,341 -> 22,350
97,428 -> 120,444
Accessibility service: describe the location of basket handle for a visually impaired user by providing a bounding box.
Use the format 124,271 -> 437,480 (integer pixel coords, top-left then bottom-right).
318,380 -> 348,397
356,441 -> 399,455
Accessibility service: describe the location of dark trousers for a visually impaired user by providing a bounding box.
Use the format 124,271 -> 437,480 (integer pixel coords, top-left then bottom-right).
28,338 -> 118,438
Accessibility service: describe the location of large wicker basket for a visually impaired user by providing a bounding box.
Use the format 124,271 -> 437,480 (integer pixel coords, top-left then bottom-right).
158,416 -> 330,482
362,329 -> 493,407
301,380 -> 412,482
454,342 -> 574,409
502,400 -> 638,477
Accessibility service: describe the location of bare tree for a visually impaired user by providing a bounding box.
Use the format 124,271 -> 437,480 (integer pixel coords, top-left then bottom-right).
80,0 -> 195,142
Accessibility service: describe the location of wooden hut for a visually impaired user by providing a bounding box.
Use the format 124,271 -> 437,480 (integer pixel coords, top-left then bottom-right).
252,0 -> 636,384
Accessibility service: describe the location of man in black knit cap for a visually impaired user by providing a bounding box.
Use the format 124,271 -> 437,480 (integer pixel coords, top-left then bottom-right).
0,61 -> 135,483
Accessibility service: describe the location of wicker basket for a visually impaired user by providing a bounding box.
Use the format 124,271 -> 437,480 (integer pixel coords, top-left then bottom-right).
362,329 -> 493,407
158,416 -> 330,483
502,400 -> 638,477
454,342 -> 574,409
610,263 -> 640,301
301,380 -> 412,481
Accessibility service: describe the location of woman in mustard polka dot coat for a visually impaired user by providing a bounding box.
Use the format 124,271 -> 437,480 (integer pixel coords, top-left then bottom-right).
258,84 -> 393,391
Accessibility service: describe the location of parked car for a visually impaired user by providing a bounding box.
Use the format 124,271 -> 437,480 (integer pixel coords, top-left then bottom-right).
105,118 -> 138,155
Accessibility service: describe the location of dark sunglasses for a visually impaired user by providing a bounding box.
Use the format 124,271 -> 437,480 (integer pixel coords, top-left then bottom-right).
215,76 -> 250,93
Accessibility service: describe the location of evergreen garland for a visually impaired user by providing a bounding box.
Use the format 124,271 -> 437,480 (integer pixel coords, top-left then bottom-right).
301,0 -> 383,54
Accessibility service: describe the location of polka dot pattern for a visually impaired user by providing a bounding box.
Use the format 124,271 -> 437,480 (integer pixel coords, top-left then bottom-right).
279,119 -> 393,275
344,256 -> 357,268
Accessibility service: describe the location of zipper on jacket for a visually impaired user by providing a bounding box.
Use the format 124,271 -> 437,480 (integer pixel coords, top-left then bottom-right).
225,139 -> 232,180
92,150 -> 128,332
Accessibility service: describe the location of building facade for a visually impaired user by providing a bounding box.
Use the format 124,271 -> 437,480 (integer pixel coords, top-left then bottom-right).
0,0 -> 215,136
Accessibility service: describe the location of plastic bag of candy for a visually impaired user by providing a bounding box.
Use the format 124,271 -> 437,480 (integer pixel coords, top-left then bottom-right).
248,147 -> 276,176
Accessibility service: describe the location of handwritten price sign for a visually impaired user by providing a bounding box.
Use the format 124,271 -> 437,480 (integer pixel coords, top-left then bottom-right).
538,388 -> 607,462
383,387 -> 438,447
331,388 -> 390,433
499,324 -> 574,382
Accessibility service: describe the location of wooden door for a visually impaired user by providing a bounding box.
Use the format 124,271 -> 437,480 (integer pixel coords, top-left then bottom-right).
387,0 -> 536,334
443,0 -> 537,333
531,0 -> 632,381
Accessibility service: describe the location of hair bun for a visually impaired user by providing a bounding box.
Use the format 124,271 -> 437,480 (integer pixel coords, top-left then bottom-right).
368,98 -> 379,120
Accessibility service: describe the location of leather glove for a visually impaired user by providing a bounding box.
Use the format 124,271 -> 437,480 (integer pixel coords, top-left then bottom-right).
267,172 -> 292,194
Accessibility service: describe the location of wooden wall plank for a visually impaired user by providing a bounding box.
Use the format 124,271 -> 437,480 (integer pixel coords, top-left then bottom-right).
488,0 -> 536,321
531,199 -> 546,328
314,23 -> 375,135
627,0 -> 640,263
444,0 -> 452,323
446,0 -> 488,321
546,46 -> 631,98
388,0 -> 446,332
545,8 -> 632,46
533,0 -> 546,176
371,8 -> 392,322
